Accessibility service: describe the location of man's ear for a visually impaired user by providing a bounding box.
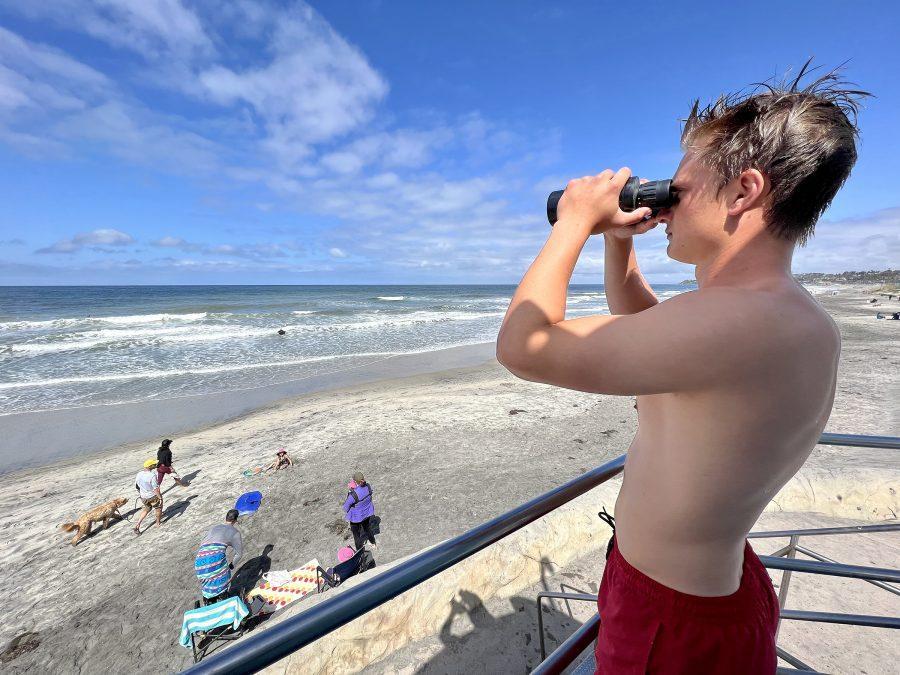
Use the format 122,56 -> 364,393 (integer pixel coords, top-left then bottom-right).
726,168 -> 767,216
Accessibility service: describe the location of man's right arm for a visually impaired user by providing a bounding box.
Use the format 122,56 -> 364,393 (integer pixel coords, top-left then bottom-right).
603,234 -> 659,315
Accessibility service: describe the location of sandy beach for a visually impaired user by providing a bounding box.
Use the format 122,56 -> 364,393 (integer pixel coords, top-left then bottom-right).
0,285 -> 897,673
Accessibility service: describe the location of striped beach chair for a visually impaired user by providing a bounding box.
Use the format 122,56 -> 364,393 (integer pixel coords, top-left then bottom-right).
179,596 -> 249,663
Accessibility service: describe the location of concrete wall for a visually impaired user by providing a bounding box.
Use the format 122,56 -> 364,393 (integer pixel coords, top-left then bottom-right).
765,467 -> 899,520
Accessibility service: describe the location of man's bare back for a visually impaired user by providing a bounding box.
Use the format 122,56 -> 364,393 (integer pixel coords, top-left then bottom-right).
615,280 -> 840,596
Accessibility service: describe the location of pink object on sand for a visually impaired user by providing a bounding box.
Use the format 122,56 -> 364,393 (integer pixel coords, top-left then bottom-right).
338,546 -> 355,563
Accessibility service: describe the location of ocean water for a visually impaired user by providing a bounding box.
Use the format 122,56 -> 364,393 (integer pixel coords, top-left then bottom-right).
0,284 -> 690,415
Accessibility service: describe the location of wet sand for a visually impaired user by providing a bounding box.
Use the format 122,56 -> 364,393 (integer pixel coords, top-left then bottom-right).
0,285 -> 897,673
0,342 -> 497,474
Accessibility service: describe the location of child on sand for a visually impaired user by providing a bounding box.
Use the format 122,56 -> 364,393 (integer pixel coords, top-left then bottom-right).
265,449 -> 293,472
156,438 -> 187,488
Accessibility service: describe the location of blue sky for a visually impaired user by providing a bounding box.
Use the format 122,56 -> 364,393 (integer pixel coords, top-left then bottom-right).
0,1 -> 897,285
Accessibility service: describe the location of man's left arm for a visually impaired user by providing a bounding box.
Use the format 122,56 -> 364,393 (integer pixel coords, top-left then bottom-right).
232,530 -> 243,565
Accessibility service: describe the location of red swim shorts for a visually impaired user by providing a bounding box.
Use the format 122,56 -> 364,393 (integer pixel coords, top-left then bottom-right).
595,537 -> 779,674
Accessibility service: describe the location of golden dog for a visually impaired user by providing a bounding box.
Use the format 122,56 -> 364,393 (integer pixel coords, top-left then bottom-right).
60,497 -> 128,546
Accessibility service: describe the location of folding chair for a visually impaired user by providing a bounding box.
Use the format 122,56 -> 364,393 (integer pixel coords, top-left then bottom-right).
180,596 -> 251,663
316,547 -> 376,590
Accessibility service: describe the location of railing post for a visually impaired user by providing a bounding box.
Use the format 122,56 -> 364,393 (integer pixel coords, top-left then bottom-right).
776,534 -> 800,640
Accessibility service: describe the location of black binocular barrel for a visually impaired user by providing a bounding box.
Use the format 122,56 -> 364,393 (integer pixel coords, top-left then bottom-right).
547,177 -> 675,225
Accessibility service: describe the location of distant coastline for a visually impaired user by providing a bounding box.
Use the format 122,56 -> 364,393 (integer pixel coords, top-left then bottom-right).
680,269 -> 899,288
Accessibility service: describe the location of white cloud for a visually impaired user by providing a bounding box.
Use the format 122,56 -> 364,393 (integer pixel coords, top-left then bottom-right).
6,0 -> 214,60
151,236 -> 291,260
0,26 -> 110,126
54,101 -> 222,174
794,207 -> 900,274
320,128 -> 452,176
329,247 -> 347,258
36,228 -> 135,254
196,6 -> 388,168
152,236 -> 189,248
74,229 -> 134,246
0,26 -> 110,90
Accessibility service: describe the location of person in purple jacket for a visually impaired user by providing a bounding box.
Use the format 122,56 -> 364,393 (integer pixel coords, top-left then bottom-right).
342,471 -> 377,550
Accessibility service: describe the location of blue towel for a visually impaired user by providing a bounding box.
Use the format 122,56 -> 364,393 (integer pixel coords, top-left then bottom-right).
195,543 -> 231,599
179,596 -> 249,648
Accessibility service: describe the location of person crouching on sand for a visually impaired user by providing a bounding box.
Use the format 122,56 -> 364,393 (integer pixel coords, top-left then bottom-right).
265,448 -> 293,472
342,471 -> 376,550
156,438 -> 187,488
133,459 -> 163,535
195,509 -> 244,601
496,62 -> 863,674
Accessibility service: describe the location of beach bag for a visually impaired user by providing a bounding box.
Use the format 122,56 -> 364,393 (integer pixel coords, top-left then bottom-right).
262,570 -> 292,586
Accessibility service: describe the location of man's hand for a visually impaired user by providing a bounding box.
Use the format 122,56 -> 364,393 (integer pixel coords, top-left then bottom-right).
556,167 -> 653,235
605,179 -> 662,240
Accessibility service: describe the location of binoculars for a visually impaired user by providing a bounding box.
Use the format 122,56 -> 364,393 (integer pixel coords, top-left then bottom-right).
546,177 -> 678,225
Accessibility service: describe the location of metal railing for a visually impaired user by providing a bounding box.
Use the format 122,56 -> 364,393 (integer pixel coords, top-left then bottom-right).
184,433 -> 898,674
532,433 -> 900,674
532,536 -> 900,675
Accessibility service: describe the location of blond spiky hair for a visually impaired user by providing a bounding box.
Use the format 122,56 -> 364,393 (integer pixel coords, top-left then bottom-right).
680,59 -> 872,246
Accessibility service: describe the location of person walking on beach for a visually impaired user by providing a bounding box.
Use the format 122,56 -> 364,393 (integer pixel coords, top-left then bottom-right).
497,62 -> 865,674
342,472 -> 377,550
133,459 -> 163,535
195,509 -> 244,601
156,438 -> 187,488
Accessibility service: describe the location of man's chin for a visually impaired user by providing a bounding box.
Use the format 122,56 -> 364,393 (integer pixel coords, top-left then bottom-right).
666,245 -> 692,265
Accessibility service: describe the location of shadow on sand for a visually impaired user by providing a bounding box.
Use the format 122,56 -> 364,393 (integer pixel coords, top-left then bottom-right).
231,544 -> 276,596
416,556 -> 597,673
162,494 -> 199,522
179,469 -> 202,485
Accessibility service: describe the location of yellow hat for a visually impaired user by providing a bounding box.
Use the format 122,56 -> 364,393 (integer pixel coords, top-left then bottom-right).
144,458 -> 158,469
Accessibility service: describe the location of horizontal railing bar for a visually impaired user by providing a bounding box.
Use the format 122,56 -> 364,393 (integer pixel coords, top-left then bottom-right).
776,668 -> 821,674
794,545 -> 900,597
817,432 -> 900,449
536,591 -> 597,603
184,455 -> 626,674
761,556 -> 900,583
749,523 -> 900,539
776,646 -> 815,671
532,614 -> 601,675
780,609 -> 900,629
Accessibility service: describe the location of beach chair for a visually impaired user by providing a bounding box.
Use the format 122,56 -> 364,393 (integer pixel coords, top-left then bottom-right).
180,596 -> 250,663
316,547 -> 375,590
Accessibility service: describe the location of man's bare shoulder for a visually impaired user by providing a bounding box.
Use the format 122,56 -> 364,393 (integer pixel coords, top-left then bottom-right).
660,284 -> 839,357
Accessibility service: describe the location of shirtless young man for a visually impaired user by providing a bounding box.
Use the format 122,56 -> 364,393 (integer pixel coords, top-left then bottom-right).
497,65 -> 868,673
